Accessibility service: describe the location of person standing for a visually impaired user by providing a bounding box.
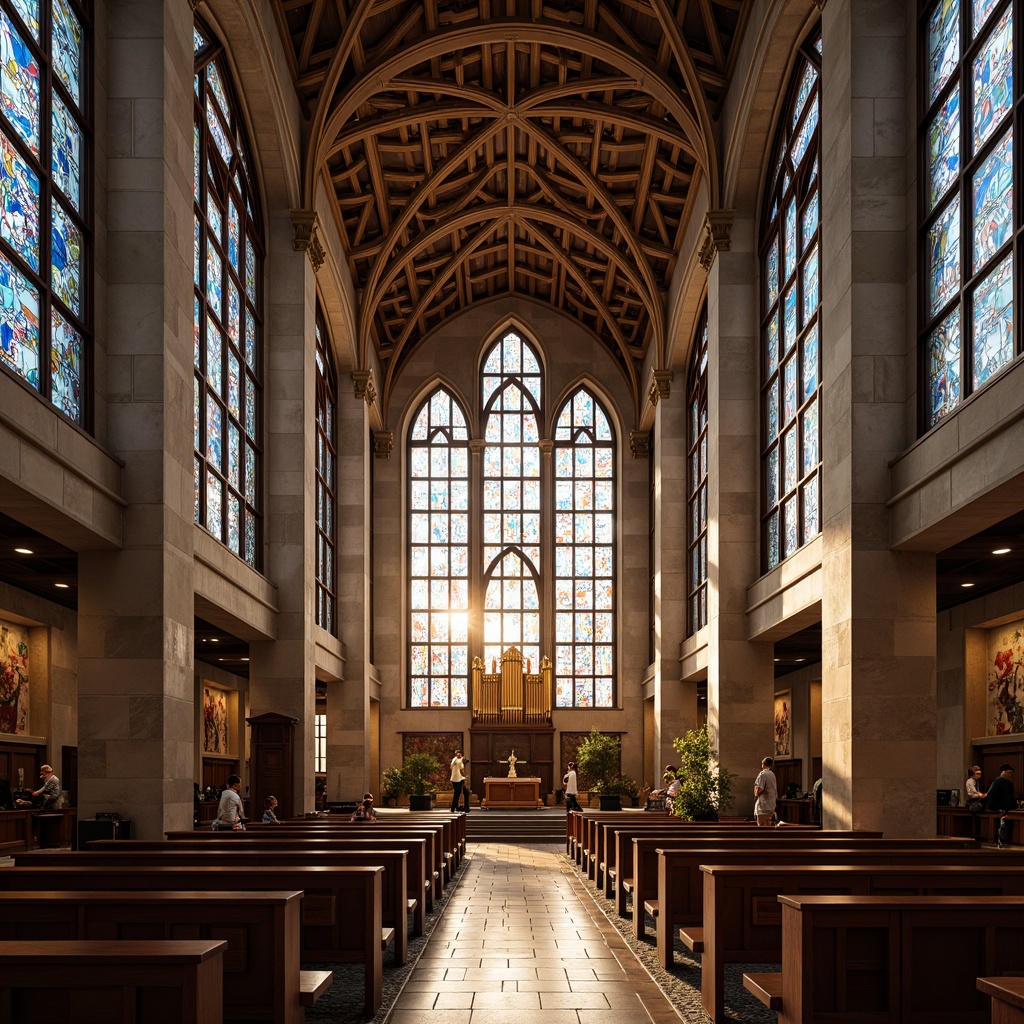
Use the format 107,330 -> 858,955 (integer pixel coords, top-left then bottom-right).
985,763 -> 1018,848
450,750 -> 467,813
753,756 -> 778,827
213,774 -> 245,830
563,761 -> 582,812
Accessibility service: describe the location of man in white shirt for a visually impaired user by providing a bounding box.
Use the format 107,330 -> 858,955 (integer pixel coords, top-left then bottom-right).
450,750 -> 468,812
753,756 -> 778,827
213,774 -> 245,830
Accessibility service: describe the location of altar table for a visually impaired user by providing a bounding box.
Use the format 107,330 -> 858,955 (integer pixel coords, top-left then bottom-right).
481,777 -> 543,809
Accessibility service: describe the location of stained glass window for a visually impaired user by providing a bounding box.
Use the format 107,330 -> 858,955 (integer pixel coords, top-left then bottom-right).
315,312 -> 338,635
553,387 -> 615,708
922,0 -> 1020,428
687,318 -> 709,635
194,21 -> 263,568
409,388 -> 470,708
0,0 -> 88,425
760,34 -> 822,573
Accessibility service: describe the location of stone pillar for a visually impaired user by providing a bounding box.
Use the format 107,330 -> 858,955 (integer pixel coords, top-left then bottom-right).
651,387 -> 698,774
76,2 -> 196,837
247,215 -> 318,812
819,0 -> 936,834
705,223 -> 776,814
327,374 -> 375,799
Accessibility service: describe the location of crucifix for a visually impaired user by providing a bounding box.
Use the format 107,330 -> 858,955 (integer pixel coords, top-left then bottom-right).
498,750 -> 525,778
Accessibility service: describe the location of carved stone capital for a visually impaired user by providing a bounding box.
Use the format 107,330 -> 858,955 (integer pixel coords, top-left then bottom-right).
538,439 -> 554,456
629,430 -> 650,459
647,370 -> 673,407
372,431 -> 393,459
290,209 -> 325,272
697,209 -> 734,271
351,370 -> 377,407
468,439 -> 485,456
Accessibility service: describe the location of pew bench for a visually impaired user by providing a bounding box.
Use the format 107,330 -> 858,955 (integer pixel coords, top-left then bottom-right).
655,844 -> 1024,968
0,862 -> 386,1015
977,977 -> 1024,1023
699,862 -> 1024,1024
0,939 -> 227,1024
743,895 -> 1024,1024
0,889 -> 318,1024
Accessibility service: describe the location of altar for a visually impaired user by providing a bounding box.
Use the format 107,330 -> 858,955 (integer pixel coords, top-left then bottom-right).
481,777 -> 544,810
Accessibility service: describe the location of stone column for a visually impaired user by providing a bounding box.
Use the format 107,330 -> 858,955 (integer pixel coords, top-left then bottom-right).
76,2 -> 196,837
650,386 -> 698,774
327,374 -> 375,799
819,0 -> 936,834
705,221 -> 776,814
247,216 -> 318,813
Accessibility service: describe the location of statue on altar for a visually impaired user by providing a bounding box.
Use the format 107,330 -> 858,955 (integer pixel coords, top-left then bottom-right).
499,750 -> 524,778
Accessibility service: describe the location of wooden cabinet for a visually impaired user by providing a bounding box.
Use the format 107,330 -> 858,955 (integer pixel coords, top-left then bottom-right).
246,713 -> 297,819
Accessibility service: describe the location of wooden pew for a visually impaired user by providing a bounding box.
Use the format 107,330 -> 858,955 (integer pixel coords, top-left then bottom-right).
172,825 -> 446,903
655,843 -> 1024,967
0,889 -> 323,1024
0,938 -> 226,1024
87,836 -> 429,937
743,895 -> 1024,1024
16,846 -> 410,966
978,977 -> 1024,1023
699,863 -> 1024,1024
0,863 -> 386,1015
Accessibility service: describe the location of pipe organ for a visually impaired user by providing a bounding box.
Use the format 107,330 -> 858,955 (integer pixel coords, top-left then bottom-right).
472,648 -> 552,724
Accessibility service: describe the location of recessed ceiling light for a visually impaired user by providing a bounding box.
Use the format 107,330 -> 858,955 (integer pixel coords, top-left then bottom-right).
54,582 -> 69,589
795,657 -> 806,663
241,657 -> 249,662
14,547 -> 33,555
961,582 -> 975,588
993,547 -> 1012,555
773,658 -> 780,662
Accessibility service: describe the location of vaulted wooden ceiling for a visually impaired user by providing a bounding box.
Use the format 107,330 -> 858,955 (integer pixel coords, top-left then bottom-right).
271,0 -> 751,411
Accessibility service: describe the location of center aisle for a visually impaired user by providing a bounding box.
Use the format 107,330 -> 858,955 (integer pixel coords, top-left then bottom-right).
387,842 -> 685,1024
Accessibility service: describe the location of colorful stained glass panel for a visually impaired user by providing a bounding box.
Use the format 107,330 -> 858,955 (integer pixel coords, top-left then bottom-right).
790,94 -> 818,168
51,92 -> 81,211
972,131 -> 1012,271
928,0 -> 960,104
50,200 -> 81,315
785,200 -> 797,280
972,254 -> 1013,388
783,285 -> 797,351
1,11 -> 40,154
802,191 -> 819,251
0,128 -> 39,270
766,238 -> 779,310
50,307 -> 80,422
206,103 -> 232,164
802,246 -> 819,325
973,8 -> 1012,153
929,88 -> 960,211
803,478 -> 819,539
928,308 -> 961,426
10,0 -> 38,40
52,0 -> 81,105
802,399 -> 818,475
928,195 -> 960,316
974,0 -> 1000,34
0,249 -> 38,386
792,63 -> 816,128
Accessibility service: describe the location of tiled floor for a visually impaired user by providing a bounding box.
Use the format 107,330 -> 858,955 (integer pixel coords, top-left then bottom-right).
388,843 -> 684,1024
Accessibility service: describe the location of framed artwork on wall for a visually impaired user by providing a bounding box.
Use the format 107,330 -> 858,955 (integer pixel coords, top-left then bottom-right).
774,690 -> 792,758
203,685 -> 230,755
0,620 -> 29,735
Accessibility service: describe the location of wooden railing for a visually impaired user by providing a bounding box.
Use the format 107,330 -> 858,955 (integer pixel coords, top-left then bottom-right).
471,648 -> 551,724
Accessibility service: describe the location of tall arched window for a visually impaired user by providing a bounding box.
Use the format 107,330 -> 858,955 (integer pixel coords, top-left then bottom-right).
687,318 -> 709,634
922,0 -> 1016,428
481,333 -> 542,674
405,329 -> 618,709
193,22 -> 263,568
315,310 -> 337,634
554,387 -> 615,708
760,34 -> 821,572
0,0 -> 90,425
408,388 -> 470,707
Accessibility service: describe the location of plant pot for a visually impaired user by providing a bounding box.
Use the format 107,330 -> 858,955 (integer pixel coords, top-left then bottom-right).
598,794 -> 621,811
409,794 -> 433,811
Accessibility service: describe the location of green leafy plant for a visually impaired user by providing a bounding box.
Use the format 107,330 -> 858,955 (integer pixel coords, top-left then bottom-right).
575,730 -> 622,794
401,752 -> 443,796
381,765 -> 405,801
671,725 -> 734,821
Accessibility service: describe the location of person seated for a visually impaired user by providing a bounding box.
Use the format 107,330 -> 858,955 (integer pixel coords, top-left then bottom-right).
351,797 -> 377,822
648,764 -> 677,800
262,795 -> 283,823
16,765 -> 61,809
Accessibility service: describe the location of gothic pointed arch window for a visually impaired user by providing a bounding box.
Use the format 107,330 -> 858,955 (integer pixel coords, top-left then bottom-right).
315,309 -> 337,634
193,21 -> 263,568
408,387 -> 470,707
760,33 -> 822,572
921,0 -> 1017,428
553,386 -> 615,708
0,0 -> 90,425
687,316 -> 709,634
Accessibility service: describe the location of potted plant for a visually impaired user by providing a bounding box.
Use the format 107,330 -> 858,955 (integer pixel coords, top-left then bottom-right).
576,730 -> 624,810
381,765 -> 405,807
402,752 -> 443,810
670,724 -> 735,821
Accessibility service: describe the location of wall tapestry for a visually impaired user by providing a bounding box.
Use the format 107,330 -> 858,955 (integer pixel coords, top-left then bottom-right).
203,686 -> 229,754
402,732 -> 463,791
0,620 -> 29,734
988,620 -> 1024,735
774,691 -> 792,757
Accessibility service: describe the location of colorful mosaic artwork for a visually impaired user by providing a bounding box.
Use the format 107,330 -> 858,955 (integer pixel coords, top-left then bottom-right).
0,126 -> 39,270
0,619 -> 29,734
928,308 -> 961,426
0,249 -> 38,386
928,0 -> 959,104
51,0 -> 81,105
929,87 -> 960,211
1,11 -> 40,154
202,686 -> 228,754
972,254 -> 1013,388
972,8 -> 1012,154
51,91 -> 80,211
972,130 -> 1012,271
987,619 -> 1024,734
928,195 -> 960,316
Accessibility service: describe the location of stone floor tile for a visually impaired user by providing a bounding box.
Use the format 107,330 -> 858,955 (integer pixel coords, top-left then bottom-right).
468,1011 -> 580,1024
539,992 -> 611,1009
386,1010 -> 471,1024
433,993 -> 475,1009
470,992 -> 541,1009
